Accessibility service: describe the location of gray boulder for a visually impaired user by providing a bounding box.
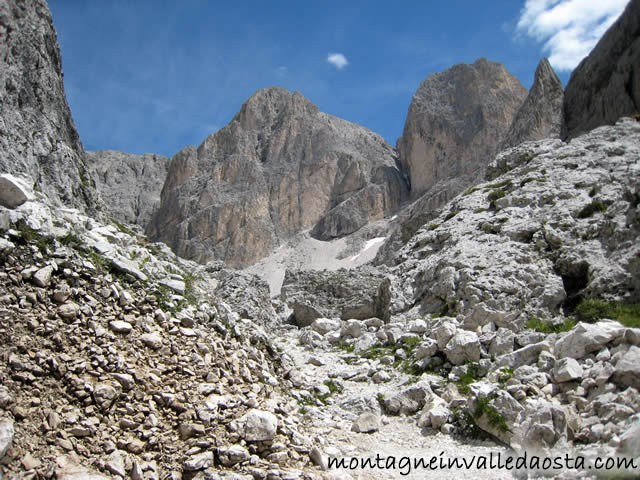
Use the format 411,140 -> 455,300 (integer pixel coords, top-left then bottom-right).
553,357 -> 583,383
0,174 -> 33,209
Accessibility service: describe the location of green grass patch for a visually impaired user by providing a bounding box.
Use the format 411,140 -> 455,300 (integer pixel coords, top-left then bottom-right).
427,223 -> 440,231
338,341 -> 355,353
577,200 -> 606,219
361,343 -> 395,360
439,298 -> 459,317
463,186 -> 480,196
402,336 -> 422,354
456,363 -> 481,395
183,271 -> 202,306
324,380 -> 343,395
520,177 -> 547,186
59,230 -> 85,249
13,219 -> 55,253
575,299 -> 640,327
110,218 -> 136,236
497,368 -> 514,389
473,396 -> 509,433
526,316 -> 576,334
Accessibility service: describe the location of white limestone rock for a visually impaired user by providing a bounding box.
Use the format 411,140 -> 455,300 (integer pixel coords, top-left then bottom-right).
239,409 -> 278,442
444,330 -> 481,365
553,357 -> 584,383
613,345 -> 640,390
555,321 -> 625,360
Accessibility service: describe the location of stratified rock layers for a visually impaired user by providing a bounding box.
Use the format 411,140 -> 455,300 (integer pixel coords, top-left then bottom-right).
398,58 -> 527,199
564,0 -> 640,138
148,87 -> 409,267
0,0 -> 99,211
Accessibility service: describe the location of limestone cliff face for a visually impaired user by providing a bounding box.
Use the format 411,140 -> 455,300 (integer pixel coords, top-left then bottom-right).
398,58 -> 527,199
147,87 -> 409,267
501,58 -> 564,150
0,0 -> 99,211
564,0 -> 640,138
87,150 -> 169,226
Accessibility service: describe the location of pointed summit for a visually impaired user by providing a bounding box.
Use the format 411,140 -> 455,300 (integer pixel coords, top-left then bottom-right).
501,58 -> 564,150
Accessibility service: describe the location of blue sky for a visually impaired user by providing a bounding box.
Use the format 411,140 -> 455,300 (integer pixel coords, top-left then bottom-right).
48,0 -> 629,157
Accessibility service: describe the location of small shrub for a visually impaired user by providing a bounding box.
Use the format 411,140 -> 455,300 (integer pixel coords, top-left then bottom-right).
183,271 -> 202,306
473,396 -> 509,433
577,200 -> 606,219
428,223 -> 440,231
488,189 -> 506,202
444,211 -> 459,222
457,363 -> 480,394
588,185 -> 600,197
497,368 -> 514,389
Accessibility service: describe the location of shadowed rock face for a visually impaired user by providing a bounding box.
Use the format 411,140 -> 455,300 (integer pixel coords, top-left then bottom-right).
0,0 -> 99,211
397,58 -> 527,200
501,58 -> 564,150
564,0 -> 640,138
87,150 -> 170,226
147,87 -> 409,267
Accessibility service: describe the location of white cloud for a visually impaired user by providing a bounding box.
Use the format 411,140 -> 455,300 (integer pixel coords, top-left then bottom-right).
327,53 -> 349,70
516,0 -> 629,71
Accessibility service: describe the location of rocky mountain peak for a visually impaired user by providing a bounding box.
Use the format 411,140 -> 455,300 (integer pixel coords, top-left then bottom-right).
233,87 -> 320,132
148,88 -> 409,267
501,57 -> 564,150
398,58 -> 527,199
